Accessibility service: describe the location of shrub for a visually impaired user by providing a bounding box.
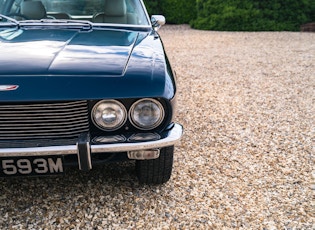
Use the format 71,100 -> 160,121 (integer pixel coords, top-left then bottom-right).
191,0 -> 260,31
191,0 -> 315,31
160,0 -> 196,24
144,0 -> 197,24
143,0 -> 162,16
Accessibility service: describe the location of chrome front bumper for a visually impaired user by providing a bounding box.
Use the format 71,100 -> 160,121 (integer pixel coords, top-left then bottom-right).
0,124 -> 183,170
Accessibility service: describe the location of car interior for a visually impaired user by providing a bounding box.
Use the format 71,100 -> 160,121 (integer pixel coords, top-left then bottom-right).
1,0 -> 147,25
20,1 -> 48,20
93,0 -> 138,24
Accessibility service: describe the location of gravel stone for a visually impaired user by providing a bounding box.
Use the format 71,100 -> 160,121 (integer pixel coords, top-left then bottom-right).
0,25 -> 314,229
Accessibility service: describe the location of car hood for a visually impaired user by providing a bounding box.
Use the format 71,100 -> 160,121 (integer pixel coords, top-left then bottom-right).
0,27 -> 175,101
0,28 -> 141,75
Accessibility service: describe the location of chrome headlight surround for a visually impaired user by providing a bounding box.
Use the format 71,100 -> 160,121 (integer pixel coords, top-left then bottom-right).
92,100 -> 127,131
129,98 -> 165,130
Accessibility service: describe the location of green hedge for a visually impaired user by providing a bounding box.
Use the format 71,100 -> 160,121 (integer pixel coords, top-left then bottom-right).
160,0 -> 196,24
143,0 -> 315,31
144,0 -> 196,24
143,0 -> 163,16
190,0 -> 315,31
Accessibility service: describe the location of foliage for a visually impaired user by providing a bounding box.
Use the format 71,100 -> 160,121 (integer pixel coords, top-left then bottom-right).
143,0 -> 314,31
144,0 -> 196,24
143,0 -> 163,16
190,0 -> 315,31
160,0 -> 196,24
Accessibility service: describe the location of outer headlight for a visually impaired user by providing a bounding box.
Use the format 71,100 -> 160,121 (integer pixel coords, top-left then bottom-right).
92,100 -> 127,131
129,98 -> 165,130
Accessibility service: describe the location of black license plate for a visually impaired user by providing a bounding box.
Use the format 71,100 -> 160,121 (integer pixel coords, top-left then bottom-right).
0,156 -> 64,177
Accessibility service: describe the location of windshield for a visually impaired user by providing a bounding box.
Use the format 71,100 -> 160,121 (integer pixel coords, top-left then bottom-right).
0,0 -> 150,25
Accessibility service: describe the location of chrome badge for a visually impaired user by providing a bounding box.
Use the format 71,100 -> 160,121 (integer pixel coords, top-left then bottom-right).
0,85 -> 19,91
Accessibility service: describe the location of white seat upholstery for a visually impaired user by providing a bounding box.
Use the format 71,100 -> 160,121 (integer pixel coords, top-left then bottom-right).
93,0 -> 137,24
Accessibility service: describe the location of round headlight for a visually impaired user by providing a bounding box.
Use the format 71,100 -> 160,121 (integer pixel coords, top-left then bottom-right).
92,100 -> 127,131
129,99 -> 165,130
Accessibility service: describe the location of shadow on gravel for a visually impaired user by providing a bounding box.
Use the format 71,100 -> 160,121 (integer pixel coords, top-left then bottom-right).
0,161 -> 157,215
1,161 -> 138,190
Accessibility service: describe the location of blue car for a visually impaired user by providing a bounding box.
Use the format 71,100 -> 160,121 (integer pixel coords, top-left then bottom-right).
0,0 -> 183,184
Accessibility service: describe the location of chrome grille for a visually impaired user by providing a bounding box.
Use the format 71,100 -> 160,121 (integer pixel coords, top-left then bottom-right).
0,101 -> 89,147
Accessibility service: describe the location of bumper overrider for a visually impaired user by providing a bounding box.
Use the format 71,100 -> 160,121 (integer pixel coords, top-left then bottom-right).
0,124 -> 183,171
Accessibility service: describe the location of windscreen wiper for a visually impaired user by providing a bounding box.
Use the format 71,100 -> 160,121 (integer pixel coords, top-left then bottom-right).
19,19 -> 93,31
0,14 -> 20,27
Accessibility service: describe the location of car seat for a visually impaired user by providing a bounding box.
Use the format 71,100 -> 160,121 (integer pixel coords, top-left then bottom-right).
21,1 -> 47,20
93,0 -> 137,24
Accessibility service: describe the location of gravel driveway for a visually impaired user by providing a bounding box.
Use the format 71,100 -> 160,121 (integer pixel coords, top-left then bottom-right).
0,25 -> 314,229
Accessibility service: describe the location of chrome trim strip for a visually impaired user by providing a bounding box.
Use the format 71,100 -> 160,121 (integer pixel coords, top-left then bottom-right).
0,124 -> 183,157
0,145 -> 78,157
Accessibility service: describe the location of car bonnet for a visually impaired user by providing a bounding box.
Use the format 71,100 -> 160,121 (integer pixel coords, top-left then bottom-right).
0,27 -> 175,101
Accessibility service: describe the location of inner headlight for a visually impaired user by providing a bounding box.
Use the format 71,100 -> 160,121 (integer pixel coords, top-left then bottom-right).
129,98 -> 165,130
92,100 -> 127,131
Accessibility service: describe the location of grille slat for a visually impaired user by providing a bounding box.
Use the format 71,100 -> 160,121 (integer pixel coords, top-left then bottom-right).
0,113 -> 88,122
1,124 -> 89,132
0,131 -> 88,139
0,111 -> 88,117
0,101 -> 90,146
0,122 -> 89,128
0,115 -> 89,125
